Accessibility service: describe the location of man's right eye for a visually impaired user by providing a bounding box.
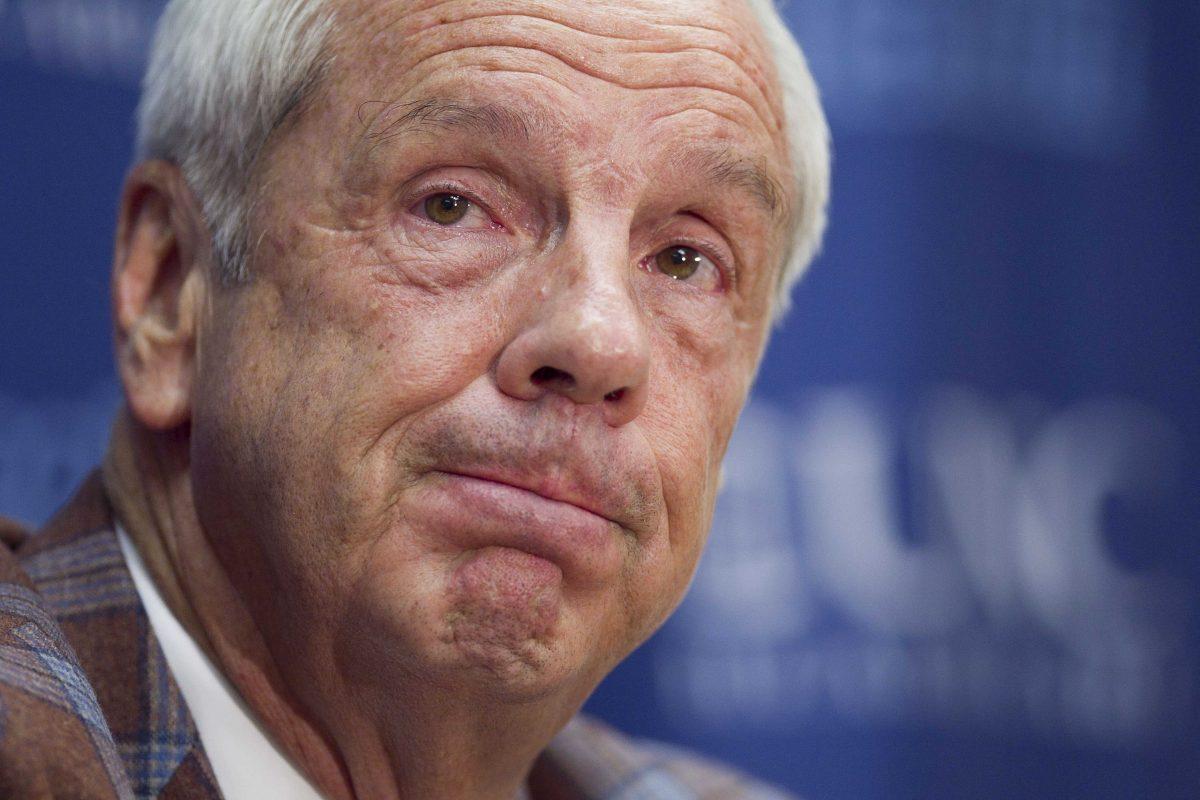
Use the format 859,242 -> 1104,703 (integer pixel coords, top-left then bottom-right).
422,193 -> 472,225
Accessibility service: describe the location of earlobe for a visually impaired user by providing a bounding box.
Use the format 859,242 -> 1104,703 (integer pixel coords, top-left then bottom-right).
112,161 -> 209,431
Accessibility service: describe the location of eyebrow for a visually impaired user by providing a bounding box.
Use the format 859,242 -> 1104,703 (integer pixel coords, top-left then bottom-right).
356,98 -> 786,218
359,97 -> 534,149
677,145 -> 786,218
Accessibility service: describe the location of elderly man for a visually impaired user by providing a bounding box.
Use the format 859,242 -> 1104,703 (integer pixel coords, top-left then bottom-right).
0,0 -> 828,797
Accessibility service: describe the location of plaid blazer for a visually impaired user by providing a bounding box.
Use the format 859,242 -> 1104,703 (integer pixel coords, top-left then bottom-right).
0,474 -> 794,800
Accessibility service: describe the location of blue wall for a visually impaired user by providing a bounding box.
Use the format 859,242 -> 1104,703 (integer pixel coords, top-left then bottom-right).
2,1 -> 1198,797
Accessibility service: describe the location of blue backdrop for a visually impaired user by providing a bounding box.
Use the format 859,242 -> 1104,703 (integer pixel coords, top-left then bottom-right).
2,1 -> 1198,798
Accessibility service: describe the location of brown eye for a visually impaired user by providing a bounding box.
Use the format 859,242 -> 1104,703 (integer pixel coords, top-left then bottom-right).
654,246 -> 704,281
423,193 -> 471,225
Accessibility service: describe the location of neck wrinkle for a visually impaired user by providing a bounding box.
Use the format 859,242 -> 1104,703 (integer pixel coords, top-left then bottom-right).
103,408 -> 216,658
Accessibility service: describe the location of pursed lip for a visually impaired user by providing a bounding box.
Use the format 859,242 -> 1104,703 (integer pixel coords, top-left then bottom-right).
426,467 -> 626,586
439,466 -> 621,529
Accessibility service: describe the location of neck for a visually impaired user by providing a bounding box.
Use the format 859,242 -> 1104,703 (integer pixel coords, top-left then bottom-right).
103,409 -> 566,800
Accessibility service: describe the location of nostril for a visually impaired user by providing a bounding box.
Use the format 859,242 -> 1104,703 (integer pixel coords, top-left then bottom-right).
531,366 -> 574,389
604,388 -> 625,403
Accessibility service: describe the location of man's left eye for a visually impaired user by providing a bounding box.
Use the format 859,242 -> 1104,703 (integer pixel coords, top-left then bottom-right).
652,246 -> 721,291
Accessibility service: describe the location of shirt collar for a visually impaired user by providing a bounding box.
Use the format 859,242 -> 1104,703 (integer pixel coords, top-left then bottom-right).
116,523 -> 326,800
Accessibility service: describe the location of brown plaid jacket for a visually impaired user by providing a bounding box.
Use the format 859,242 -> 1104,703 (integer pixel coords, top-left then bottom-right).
0,474 -> 795,799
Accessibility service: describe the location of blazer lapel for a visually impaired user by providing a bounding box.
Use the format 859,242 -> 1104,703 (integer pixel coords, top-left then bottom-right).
20,474 -> 222,800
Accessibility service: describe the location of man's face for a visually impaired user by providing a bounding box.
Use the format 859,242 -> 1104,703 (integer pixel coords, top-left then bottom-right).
189,0 -> 792,722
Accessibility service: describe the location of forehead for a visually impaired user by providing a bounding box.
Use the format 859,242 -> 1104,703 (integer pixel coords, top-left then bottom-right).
327,0 -> 789,162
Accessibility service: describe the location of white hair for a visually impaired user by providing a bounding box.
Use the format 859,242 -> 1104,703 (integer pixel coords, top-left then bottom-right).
136,0 -> 829,317
136,0 -> 334,282
744,0 -> 831,319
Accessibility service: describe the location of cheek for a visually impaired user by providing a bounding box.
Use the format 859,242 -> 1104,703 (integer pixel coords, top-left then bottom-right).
271,247 -> 507,431
641,393 -> 722,551
620,335 -> 748,627
193,251 -> 517,535
642,319 -> 747,518
189,259 -> 525,650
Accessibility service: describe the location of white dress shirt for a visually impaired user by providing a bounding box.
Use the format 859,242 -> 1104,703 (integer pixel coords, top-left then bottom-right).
117,526 -> 326,800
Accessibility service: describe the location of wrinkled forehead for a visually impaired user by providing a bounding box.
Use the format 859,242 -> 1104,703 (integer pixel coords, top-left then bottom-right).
326,0 -> 789,160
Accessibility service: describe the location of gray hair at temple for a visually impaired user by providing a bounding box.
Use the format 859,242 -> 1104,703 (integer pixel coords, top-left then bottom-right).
136,0 -> 829,320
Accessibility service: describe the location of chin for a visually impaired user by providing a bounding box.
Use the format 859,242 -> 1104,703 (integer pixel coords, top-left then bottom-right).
443,633 -> 578,703
437,546 -> 595,702
340,544 -> 609,707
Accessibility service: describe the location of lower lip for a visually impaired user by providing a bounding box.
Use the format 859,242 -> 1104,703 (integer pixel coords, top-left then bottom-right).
418,471 -> 623,587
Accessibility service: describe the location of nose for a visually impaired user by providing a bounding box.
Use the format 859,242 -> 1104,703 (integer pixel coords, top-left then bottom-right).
495,261 -> 650,427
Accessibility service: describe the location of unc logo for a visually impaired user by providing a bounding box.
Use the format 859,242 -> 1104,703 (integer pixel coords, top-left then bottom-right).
662,386 -> 1191,742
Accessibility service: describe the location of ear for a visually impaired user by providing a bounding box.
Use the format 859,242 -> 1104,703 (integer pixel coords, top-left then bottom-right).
112,160 -> 211,431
